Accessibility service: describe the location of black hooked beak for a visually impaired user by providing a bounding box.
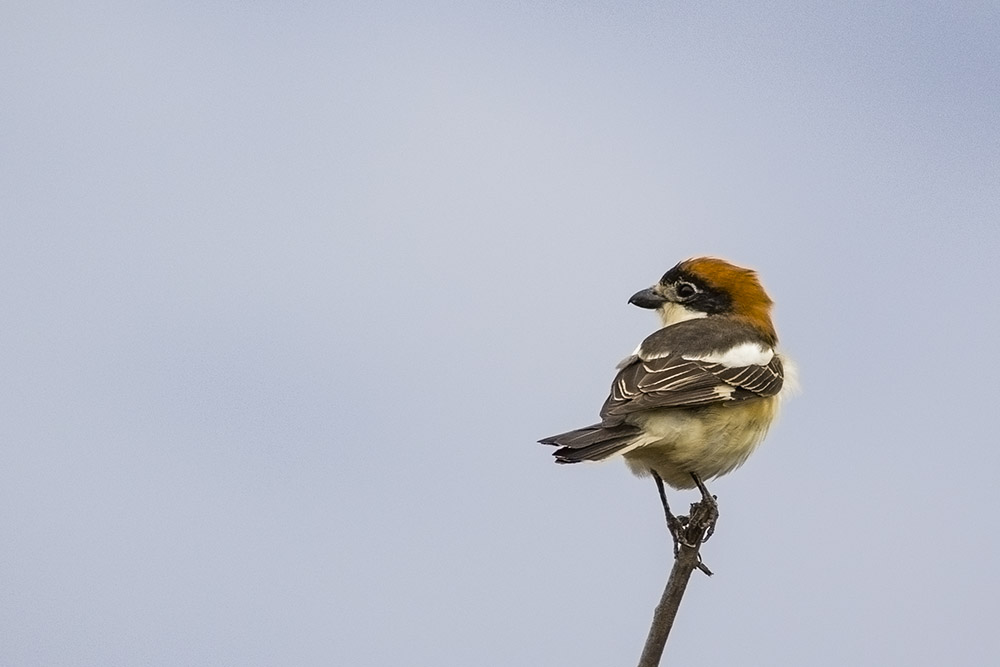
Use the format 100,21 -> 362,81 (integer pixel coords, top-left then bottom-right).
628,287 -> 668,309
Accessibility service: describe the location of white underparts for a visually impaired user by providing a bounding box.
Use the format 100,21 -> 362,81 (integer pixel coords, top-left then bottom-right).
777,353 -> 800,399
621,398 -> 781,489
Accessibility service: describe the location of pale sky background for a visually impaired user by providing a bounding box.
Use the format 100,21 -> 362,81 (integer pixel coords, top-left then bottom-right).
3,2 -> 999,665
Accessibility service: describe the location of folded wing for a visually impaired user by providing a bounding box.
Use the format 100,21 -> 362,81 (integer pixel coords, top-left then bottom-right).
541,318 -> 784,463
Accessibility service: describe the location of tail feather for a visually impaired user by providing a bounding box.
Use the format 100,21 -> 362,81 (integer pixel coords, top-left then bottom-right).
539,424 -> 641,463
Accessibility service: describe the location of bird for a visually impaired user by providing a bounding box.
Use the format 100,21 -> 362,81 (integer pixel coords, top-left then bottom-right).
539,257 -> 796,543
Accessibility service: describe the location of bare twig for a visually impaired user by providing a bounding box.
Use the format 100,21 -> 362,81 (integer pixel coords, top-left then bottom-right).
636,491 -> 718,667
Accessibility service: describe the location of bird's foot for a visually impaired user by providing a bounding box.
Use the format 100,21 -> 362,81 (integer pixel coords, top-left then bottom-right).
665,511 -> 687,556
694,496 -> 719,543
689,473 -> 719,543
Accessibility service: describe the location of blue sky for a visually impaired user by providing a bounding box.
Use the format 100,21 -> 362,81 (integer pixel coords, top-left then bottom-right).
3,2 -> 999,665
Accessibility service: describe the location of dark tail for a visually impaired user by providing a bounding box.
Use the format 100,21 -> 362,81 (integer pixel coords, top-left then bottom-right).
539,423 -> 641,463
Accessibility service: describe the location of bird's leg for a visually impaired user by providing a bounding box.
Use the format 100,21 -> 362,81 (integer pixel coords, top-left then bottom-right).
650,470 -> 685,556
690,472 -> 719,542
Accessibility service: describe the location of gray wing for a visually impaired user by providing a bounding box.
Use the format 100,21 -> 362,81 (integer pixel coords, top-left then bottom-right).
600,353 -> 784,421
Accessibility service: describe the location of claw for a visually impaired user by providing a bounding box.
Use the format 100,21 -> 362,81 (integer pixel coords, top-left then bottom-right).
690,472 -> 719,542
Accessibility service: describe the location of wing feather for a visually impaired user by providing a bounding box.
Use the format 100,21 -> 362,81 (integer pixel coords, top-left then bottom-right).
600,350 -> 784,421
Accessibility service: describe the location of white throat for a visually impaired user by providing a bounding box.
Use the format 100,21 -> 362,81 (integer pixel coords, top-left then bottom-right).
658,302 -> 708,328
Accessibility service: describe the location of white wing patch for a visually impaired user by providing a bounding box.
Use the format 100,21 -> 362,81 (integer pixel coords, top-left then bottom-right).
683,342 -> 774,367
714,385 -> 736,399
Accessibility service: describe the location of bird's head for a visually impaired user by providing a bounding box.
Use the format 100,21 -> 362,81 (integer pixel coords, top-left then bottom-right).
629,257 -> 777,344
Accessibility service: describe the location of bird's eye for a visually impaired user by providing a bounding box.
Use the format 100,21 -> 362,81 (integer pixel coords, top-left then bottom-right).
675,282 -> 697,299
